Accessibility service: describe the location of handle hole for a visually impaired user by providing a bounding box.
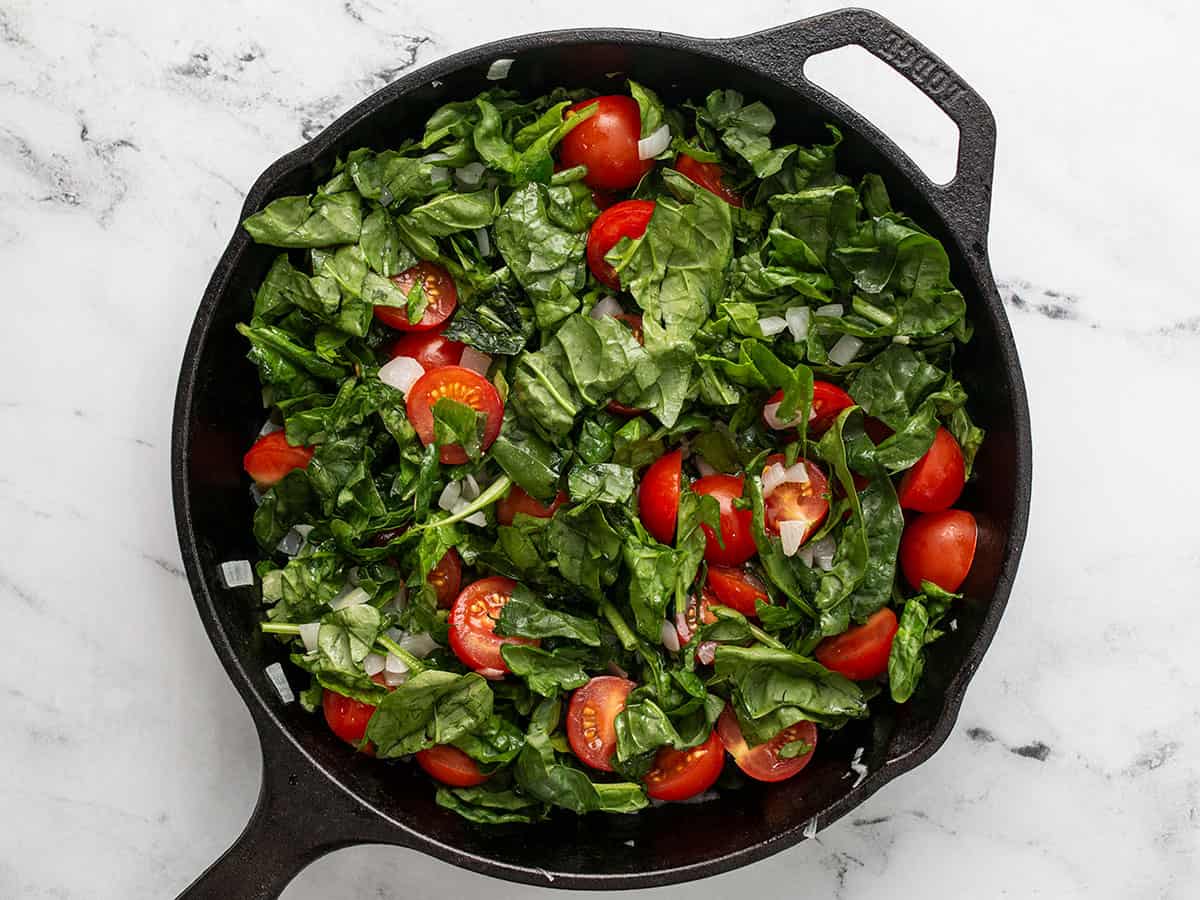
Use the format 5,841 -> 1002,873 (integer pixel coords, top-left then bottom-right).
803,44 -> 960,186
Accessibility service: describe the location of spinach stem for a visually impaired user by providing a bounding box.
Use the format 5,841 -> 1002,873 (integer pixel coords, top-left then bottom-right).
376,635 -> 426,673
748,622 -> 787,651
261,622 -> 302,636
599,599 -> 639,651
851,296 -> 896,327
411,474 -> 512,531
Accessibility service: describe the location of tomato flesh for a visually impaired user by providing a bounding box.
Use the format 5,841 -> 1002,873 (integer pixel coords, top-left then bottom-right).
405,365 -> 504,465
899,509 -> 977,593
448,576 -> 538,678
815,608 -> 899,680
427,548 -> 463,609
497,485 -> 568,527
898,427 -> 966,512
675,587 -> 720,644
716,706 -> 817,783
639,449 -> 683,544
706,566 -> 770,618
415,744 -> 488,787
586,200 -> 655,290
243,431 -> 314,487
322,690 -> 377,750
762,454 -> 830,547
675,154 -> 742,206
692,475 -> 757,566
645,730 -> 725,801
566,676 -> 636,772
560,95 -> 654,191
374,261 -> 458,332
387,329 -> 465,370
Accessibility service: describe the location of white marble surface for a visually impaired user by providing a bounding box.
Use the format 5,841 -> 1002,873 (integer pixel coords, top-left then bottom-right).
1,0 -> 1197,897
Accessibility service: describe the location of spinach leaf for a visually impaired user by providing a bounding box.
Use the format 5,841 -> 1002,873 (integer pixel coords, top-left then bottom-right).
701,90 -> 795,178
450,715 -> 526,767
489,414 -> 562,500
400,189 -> 498,238
365,670 -> 494,757
432,397 -> 485,461
500,644 -> 590,697
567,463 -> 635,504
848,345 -> 945,430
435,783 -> 546,825
243,190 -> 362,247
888,598 -> 930,703
514,727 -> 648,814
237,323 -> 347,382
348,150 -> 448,206
253,469 -> 315,551
546,504 -> 622,599
494,584 -> 602,645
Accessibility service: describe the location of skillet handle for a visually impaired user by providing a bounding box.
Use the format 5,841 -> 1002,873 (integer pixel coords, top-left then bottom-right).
727,7 -> 997,248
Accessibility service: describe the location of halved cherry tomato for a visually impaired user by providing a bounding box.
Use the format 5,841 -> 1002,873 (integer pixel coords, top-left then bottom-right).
899,509 -> 977,593
675,154 -> 742,206
415,744 -> 488,787
639,449 -> 682,545
496,485 -> 568,526
762,382 -> 854,435
427,547 -> 463,609
706,566 -> 771,618
374,261 -> 458,332
448,576 -> 538,678
762,454 -> 830,547
606,313 -> 646,416
898,427 -> 965,512
322,690 -> 377,750
586,200 -> 655,289
243,431 -> 314,487
387,328 -> 465,370
716,705 -> 817,783
675,587 -> 720,644
644,730 -> 725,801
560,95 -> 654,191
692,474 -> 757,566
815,608 -> 899,680
566,676 -> 636,772
405,365 -> 504,465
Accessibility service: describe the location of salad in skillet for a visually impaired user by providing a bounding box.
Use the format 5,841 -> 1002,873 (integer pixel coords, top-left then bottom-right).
235,80 -> 984,823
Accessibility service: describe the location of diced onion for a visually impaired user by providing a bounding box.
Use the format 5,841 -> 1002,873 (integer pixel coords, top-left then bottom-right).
330,586 -> 370,610
892,334 -> 911,345
828,334 -> 863,366
265,663 -> 295,704
258,418 -> 282,437
385,653 -> 409,676
219,560 -> 254,589
379,355 -> 425,396
694,458 -> 717,478
463,510 -> 487,527
276,528 -> 307,557
384,668 -> 409,687
398,631 -> 439,658
798,545 -> 815,567
784,461 -> 810,484
815,303 -> 844,318
454,162 -> 485,187
462,474 -> 481,500
589,295 -> 623,319
763,401 -> 802,430
779,520 -> 811,557
486,58 -> 514,80
422,151 -> 452,163
438,480 -> 462,512
459,347 -> 492,375
363,652 -> 386,676
473,227 -> 491,257
299,622 -> 321,653
784,306 -> 812,342
697,641 -> 717,666
762,463 -> 787,497
429,166 -> 450,185
637,124 -> 671,160
802,817 -> 819,839
811,535 -> 837,570
661,620 -> 681,653
758,315 -> 788,337
949,618 -> 959,632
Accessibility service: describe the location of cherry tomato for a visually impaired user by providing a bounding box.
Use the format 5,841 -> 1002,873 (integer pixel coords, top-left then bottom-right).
638,449 -> 682,545
762,382 -> 854,435
496,485 -> 568,526
242,431 -> 314,487
815,608 -> 899,680
716,705 -> 817,783
566,676 -> 636,772
374,261 -> 458,332
586,200 -> 655,289
762,454 -> 830,548
706,566 -> 771,618
448,576 -> 539,678
692,474 -> 757,566
675,587 -> 720,644
405,365 -> 504,465
899,509 -> 977,593
644,730 -> 725,801
415,744 -> 488,787
675,154 -> 742,206
560,95 -> 654,191
387,328 -> 465,370
606,313 -> 646,416
322,690 -> 377,750
427,547 -> 463,609
898,427 -> 966,512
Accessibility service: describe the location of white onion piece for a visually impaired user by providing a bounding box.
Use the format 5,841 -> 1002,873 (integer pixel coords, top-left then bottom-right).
299,622 -> 321,653
785,306 -> 812,342
763,401 -> 802,430
459,346 -> 493,375
696,641 -> 717,666
802,817 -> 819,839
811,535 -> 837,570
462,474 -> 481,500
486,58 -> 514,80
379,355 -> 425,396
422,151 -> 452,163
363,653 -> 387,677
784,461 -> 811,484
815,303 -> 844,318
758,315 -> 788,337
949,618 -> 959,632
249,483 -> 266,507
388,583 -> 408,612
892,334 -> 911,345
258,418 -> 282,437
694,458 -> 717,478
330,587 -> 370,610
219,560 -> 254,589
261,570 -> 283,602
473,227 -> 491,257
385,653 -> 409,676
429,166 -> 450,185
762,463 -> 787,497
438,480 -> 462,512
828,334 -> 863,366
454,162 -> 485,187
661,620 -> 681,653
276,528 -> 306,557
637,124 -> 671,160
463,510 -> 487,527
265,662 -> 295,704
398,631 -> 439,658
589,295 -> 623,319
384,668 -> 409,687
798,544 -> 816,567
779,520 -> 811,557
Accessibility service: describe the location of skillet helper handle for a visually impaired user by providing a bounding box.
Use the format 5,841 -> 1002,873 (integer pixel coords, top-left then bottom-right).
729,8 -> 997,247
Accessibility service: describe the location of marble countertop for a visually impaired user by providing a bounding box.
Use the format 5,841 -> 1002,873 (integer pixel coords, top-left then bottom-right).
2,0 -> 1197,897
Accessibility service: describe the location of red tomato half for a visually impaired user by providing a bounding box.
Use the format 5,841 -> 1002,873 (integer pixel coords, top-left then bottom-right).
448,576 -> 538,678
762,454 -> 830,548
898,427 -> 965,512
706,566 -> 771,618
692,475 -> 757,566
815,608 -> 900,681
387,329 -> 465,370
496,485 -> 568,526
405,365 -> 504,465
415,744 -> 488,787
560,95 -> 654,191
374,261 -> 458,332
639,449 -> 683,545
586,200 -> 655,289
322,690 -> 377,750
716,705 -> 817,783
762,382 -> 854,436
675,154 -> 742,206
566,676 -> 636,772
606,313 -> 646,416
427,547 -> 463,609
645,730 -> 725,802
243,431 -> 314,487
675,587 -> 720,644
899,509 -> 977,593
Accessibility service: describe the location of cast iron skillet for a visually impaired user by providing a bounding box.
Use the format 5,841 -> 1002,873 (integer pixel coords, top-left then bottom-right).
173,8 -> 1031,897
